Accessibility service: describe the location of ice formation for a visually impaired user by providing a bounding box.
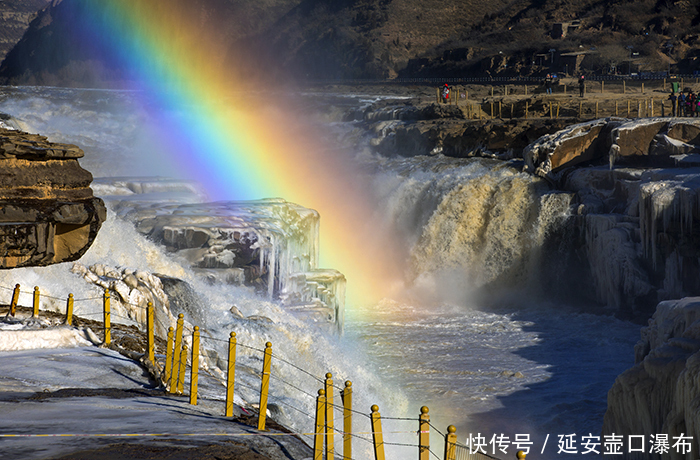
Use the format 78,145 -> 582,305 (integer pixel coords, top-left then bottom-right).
95,178 -> 345,331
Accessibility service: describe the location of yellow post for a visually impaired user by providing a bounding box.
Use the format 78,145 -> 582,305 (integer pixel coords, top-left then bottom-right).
498,101 -> 502,118
342,381 -> 352,460
177,344 -> 188,394
556,102 -> 560,118
65,294 -> 74,326
623,80 -> 626,94
103,290 -> 111,346
564,84 -> 567,95
638,100 -> 642,118
444,425 -> 457,460
627,100 -> 631,117
595,101 -> 599,118
257,342 -> 272,431
419,406 -> 430,460
525,102 -> 528,119
32,286 -> 39,317
10,284 -> 19,317
436,87 -> 439,103
146,301 -> 154,363
165,326 -> 174,384
616,101 -> 619,116
325,373 -> 335,460
225,331 -> 237,417
602,81 -> 604,93
314,389 -> 326,460
651,99 -> 654,117
490,101 -> 494,119
169,313 -> 184,394
189,326 -> 200,405
370,405 -> 386,460
549,101 -> 553,119
642,82 -> 645,93
511,103 -> 514,119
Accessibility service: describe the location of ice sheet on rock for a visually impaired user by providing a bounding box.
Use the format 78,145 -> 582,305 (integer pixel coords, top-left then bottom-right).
71,262 -> 175,337
639,171 -> 700,264
584,214 -> 653,309
281,269 -> 346,333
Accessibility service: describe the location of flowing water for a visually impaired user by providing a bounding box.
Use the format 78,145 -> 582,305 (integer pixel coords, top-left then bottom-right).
0,87 -> 641,459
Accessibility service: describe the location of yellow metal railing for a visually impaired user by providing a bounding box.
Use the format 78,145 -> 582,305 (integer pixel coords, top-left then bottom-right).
0,282 -> 511,460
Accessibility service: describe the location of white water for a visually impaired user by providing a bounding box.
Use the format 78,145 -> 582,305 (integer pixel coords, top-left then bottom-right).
0,87 -> 642,459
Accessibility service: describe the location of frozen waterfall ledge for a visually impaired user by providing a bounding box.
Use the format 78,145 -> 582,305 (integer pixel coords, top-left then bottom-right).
95,179 -> 346,332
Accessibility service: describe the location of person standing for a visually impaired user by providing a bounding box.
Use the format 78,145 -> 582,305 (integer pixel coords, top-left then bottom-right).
669,91 -> 678,117
440,83 -> 450,103
679,91 -> 687,116
578,75 -> 585,97
689,91 -> 696,117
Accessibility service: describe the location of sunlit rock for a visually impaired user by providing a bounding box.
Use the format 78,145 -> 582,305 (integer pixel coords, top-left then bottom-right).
0,127 -> 105,268
524,118 -> 700,177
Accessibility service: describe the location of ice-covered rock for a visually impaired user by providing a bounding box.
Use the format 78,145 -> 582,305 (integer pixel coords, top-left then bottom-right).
95,177 -> 344,331
71,262 -> 174,337
604,297 -> 700,459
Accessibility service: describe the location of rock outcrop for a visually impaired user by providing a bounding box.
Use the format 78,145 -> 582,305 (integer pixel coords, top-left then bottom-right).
360,101 -> 572,159
603,297 -> 700,459
524,118 -> 700,177
0,127 -> 106,268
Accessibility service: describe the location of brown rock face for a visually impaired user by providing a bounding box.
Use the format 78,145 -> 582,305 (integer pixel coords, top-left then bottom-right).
0,128 -> 105,268
525,118 -> 700,177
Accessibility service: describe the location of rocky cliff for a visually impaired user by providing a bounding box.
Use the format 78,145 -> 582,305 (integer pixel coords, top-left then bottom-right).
603,297 -> 700,459
0,1 -> 48,63
0,127 -> 105,268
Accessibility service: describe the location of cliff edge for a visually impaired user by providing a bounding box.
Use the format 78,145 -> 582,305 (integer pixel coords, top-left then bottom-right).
0,127 -> 105,268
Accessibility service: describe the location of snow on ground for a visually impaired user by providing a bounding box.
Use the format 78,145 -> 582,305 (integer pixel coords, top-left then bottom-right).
0,318 -> 313,460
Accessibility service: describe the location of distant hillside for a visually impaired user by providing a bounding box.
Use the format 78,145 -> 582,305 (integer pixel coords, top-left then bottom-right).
0,0 -> 49,62
251,0 -> 700,79
0,0 -> 301,87
1,0 -> 699,86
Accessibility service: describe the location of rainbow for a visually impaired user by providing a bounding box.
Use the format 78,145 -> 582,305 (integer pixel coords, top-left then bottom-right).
66,0 -> 401,305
